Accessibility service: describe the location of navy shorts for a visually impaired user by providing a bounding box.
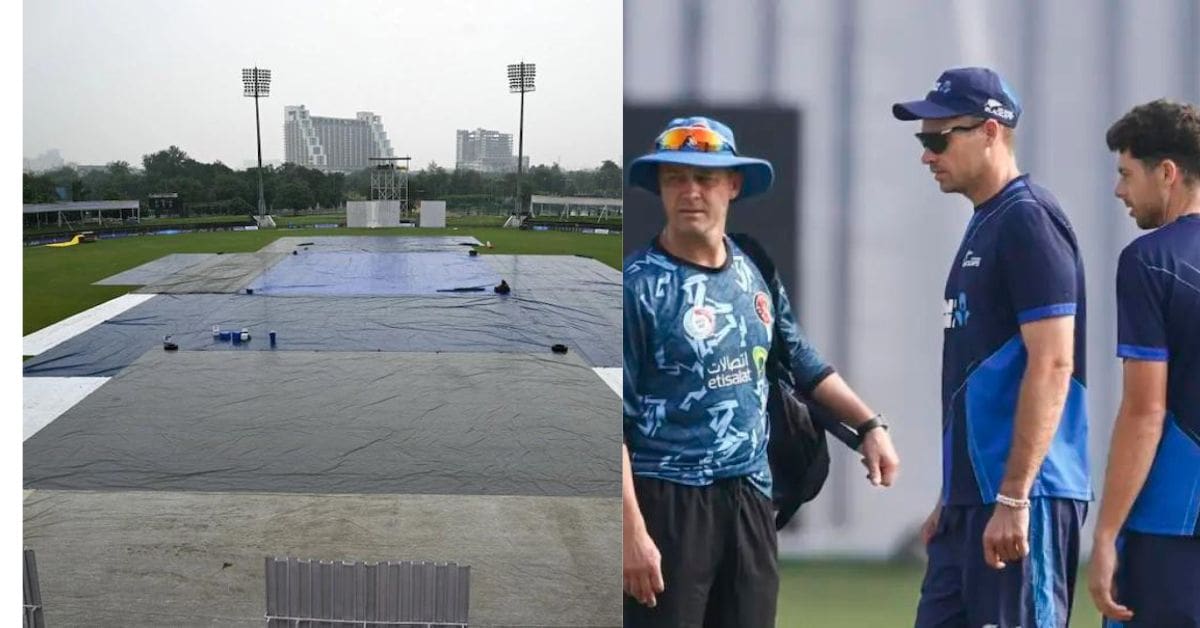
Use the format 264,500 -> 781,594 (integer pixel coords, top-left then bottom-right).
915,498 -> 1086,628
1104,531 -> 1200,627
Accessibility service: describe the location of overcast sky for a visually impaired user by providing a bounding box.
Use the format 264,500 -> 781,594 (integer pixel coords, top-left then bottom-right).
23,0 -> 621,171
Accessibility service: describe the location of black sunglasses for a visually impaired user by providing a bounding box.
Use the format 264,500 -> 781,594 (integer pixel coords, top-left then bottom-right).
914,120 -> 986,154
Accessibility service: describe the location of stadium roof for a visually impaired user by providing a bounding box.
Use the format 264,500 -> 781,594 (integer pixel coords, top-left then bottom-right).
24,200 -> 139,214
529,195 -> 621,206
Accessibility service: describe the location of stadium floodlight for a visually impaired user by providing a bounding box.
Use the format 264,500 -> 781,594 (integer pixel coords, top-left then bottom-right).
242,67 -> 272,218
507,62 -> 536,216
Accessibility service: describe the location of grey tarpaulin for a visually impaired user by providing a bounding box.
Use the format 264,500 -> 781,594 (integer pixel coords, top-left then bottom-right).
93,254 -> 218,286
134,252 -> 287,294
483,255 -> 621,368
24,350 -> 620,496
22,290 -> 619,378
93,237 -> 484,290
259,236 -> 482,253
482,254 -> 621,294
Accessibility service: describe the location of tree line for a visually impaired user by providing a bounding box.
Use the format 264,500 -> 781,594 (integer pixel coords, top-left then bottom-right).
22,145 -> 624,216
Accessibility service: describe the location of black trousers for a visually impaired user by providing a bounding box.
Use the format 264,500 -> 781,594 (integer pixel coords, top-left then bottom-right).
624,476 -> 779,628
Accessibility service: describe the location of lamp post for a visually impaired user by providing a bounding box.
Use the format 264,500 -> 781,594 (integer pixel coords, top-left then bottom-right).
242,67 -> 272,218
506,62 -> 535,215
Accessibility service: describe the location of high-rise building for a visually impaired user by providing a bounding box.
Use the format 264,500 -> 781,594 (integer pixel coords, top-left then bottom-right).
23,149 -> 65,173
455,128 -> 528,172
284,106 -> 393,173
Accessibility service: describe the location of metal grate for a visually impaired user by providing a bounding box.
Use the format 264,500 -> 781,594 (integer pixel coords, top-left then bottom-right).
265,557 -> 469,627
23,549 -> 44,628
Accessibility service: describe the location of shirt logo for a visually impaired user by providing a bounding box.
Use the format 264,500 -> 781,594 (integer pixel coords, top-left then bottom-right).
754,292 -> 773,327
683,305 -> 717,340
943,292 -> 970,329
961,250 -> 981,268
707,351 -> 753,390
984,98 -> 1015,121
752,345 -> 769,376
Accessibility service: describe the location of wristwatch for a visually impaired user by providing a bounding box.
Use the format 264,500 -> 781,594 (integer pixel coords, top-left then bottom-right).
856,413 -> 889,435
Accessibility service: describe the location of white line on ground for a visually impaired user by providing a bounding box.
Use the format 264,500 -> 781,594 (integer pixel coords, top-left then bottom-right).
593,367 -> 621,398
23,293 -> 156,356
23,377 -> 109,440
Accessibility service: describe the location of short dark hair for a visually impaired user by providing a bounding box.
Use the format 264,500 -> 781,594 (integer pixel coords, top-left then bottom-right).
1106,99 -> 1200,183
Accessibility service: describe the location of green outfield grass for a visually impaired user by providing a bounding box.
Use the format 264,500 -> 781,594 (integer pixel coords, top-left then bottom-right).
273,213 -> 621,228
227,213 -> 515,228
25,212 -> 622,235
777,559 -> 1103,626
23,226 -> 621,335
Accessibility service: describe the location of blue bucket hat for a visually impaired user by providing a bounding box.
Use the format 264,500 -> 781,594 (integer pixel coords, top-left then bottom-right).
628,116 -> 775,202
892,67 -> 1022,128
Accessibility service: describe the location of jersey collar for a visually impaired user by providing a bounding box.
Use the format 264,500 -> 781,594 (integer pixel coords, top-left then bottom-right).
651,234 -> 734,274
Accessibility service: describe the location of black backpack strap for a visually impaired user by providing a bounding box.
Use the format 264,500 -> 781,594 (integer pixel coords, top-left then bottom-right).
729,233 -> 862,450
728,233 -> 793,386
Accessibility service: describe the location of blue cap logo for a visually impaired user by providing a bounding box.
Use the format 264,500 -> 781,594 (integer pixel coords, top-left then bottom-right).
984,98 -> 1015,121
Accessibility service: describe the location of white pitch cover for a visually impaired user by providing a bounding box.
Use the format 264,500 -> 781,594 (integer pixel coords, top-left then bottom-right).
346,200 -> 401,228
22,293 -> 156,356
23,377 -> 110,440
419,200 -> 447,228
593,367 -> 621,398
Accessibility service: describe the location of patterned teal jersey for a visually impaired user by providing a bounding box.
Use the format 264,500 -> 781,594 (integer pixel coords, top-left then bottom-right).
623,236 -> 834,497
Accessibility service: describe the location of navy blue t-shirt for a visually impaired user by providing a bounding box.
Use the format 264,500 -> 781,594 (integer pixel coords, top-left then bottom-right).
1117,213 -> 1200,537
623,236 -> 832,498
941,175 -> 1091,505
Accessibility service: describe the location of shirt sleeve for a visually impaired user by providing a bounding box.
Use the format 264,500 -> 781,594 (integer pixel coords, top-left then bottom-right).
1115,245 -> 1169,361
623,279 -> 650,434
771,273 -> 835,394
999,205 -> 1079,324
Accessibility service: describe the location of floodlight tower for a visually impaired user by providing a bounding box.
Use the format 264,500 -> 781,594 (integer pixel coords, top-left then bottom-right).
242,67 -> 271,218
507,62 -> 535,215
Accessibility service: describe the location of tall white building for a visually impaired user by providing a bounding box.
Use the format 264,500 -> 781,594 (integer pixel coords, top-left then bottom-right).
455,128 -> 528,172
284,106 -> 393,173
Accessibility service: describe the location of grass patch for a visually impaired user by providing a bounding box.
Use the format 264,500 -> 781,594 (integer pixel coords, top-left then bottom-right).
777,559 -> 1103,626
25,213 -> 621,235
23,226 -> 620,335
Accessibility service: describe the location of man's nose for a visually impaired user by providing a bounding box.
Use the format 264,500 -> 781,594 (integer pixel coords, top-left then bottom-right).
680,177 -> 703,195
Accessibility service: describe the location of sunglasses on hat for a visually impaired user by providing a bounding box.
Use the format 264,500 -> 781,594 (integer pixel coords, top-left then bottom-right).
655,126 -> 732,153
914,120 -> 986,154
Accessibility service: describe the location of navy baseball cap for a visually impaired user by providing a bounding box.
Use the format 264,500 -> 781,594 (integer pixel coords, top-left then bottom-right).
892,67 -> 1022,128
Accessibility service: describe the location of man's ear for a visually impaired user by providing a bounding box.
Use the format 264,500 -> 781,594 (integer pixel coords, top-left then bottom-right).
985,118 -> 1002,146
1159,158 -> 1180,188
730,170 -> 743,200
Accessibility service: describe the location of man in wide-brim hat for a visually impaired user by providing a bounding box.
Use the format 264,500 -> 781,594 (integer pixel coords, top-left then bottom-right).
622,116 -> 900,627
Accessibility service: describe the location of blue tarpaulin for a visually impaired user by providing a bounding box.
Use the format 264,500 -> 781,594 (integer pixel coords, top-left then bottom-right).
247,251 -> 500,296
29,246 -> 621,376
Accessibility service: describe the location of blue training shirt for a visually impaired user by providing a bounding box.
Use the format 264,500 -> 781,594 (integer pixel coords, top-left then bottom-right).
623,236 -> 833,498
1117,213 -> 1200,537
941,175 -> 1092,505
